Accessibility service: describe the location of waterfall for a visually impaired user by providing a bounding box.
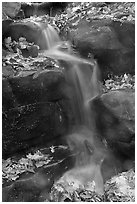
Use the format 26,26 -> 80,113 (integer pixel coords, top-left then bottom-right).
39,23 -> 106,194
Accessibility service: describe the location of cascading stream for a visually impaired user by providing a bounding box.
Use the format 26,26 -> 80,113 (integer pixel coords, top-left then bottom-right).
42,24 -> 60,49
38,22 -> 107,194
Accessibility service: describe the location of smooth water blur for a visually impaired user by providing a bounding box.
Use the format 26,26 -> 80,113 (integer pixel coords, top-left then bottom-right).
44,46 -> 95,65
33,21 -> 60,49
42,24 -> 60,49
40,24 -> 107,194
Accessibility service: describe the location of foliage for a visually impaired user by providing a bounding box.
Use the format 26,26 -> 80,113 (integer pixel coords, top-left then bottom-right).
2,150 -> 52,183
3,37 -> 60,78
52,2 -> 135,34
50,184 -> 104,202
2,145 -> 68,184
102,74 -> 135,92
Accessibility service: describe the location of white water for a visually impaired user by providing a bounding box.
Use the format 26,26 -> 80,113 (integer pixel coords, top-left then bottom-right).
40,24 -> 106,194
42,24 -> 60,49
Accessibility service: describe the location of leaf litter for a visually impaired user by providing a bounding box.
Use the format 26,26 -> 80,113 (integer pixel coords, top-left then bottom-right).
2,150 -> 53,182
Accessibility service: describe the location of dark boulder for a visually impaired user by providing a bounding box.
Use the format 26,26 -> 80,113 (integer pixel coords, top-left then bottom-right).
90,90 -> 135,159
3,70 -> 66,111
14,9 -> 25,20
2,172 -> 52,202
27,45 -> 39,58
2,20 -> 49,50
2,20 -> 14,38
20,3 -> 35,18
2,69 -> 72,158
67,19 -> 135,79
3,102 -> 67,158
2,19 -> 60,50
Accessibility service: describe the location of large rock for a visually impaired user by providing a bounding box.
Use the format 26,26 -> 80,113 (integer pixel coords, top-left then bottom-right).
2,20 -> 49,50
67,19 -> 135,79
3,70 -> 65,110
90,89 -> 135,159
2,69 -> 72,158
2,2 -> 21,19
2,19 -> 60,50
2,20 -> 14,39
3,171 -> 52,202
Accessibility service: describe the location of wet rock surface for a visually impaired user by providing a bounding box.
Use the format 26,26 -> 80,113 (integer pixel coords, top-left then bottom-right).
2,67 -> 73,158
91,90 -> 135,159
3,20 -> 49,50
2,146 -> 74,202
67,19 -> 135,79
3,101 -> 67,158
3,69 -> 65,110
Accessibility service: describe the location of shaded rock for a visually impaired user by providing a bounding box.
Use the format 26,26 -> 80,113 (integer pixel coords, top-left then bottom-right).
2,171 -> 53,202
2,69 -> 72,158
2,102 -> 67,158
90,89 -> 135,159
101,90 -> 135,133
67,19 -> 135,78
21,2 -> 68,18
2,19 -> 60,50
2,19 -> 14,36
2,146 -> 73,202
3,70 -> 65,111
2,2 -> 21,19
2,48 -> 10,58
14,9 -> 25,20
20,48 -> 30,58
20,3 -> 37,18
2,20 -> 49,50
2,65 -> 15,78
28,45 -> 39,58
20,45 -> 39,58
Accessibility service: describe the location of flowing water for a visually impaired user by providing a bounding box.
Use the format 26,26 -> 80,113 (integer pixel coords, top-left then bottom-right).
39,23 -> 110,194
42,24 -> 60,49
32,21 -> 60,49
